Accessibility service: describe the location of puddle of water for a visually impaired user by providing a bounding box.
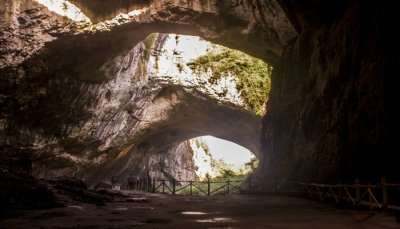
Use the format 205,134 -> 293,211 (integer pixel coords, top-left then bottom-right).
113,207 -> 128,211
214,217 -> 236,222
67,205 -> 84,210
181,211 -> 208,215
196,217 -> 236,223
127,197 -> 148,203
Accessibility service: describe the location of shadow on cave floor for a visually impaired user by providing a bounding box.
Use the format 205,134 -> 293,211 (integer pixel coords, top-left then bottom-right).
1,191 -> 398,229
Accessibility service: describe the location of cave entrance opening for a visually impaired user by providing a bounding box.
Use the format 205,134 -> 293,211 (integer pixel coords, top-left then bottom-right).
137,32 -> 266,188
132,135 -> 259,196
190,135 -> 259,182
144,32 -> 273,117
111,33 -> 268,193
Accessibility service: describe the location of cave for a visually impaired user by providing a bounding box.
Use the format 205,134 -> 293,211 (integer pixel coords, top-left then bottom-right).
0,0 -> 394,228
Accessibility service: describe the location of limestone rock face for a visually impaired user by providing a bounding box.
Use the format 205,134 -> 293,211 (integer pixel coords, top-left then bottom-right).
0,0 -> 388,196
1,23 -> 261,186
69,0 -> 296,62
256,0 -> 387,189
0,0 -> 74,68
0,0 -> 296,74
146,141 -> 197,182
69,0 -> 153,22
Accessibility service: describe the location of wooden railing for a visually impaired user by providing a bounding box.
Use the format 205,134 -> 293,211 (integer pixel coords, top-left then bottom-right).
293,177 -> 400,211
124,176 -> 400,211
127,177 -> 244,196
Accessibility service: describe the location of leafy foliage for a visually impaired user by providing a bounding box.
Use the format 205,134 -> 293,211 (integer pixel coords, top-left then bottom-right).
188,48 -> 272,115
245,157 -> 259,171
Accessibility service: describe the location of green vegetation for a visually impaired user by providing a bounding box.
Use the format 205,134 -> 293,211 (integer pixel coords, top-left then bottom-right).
136,33 -> 159,79
187,48 -> 272,116
62,2 -> 68,11
245,157 -> 259,172
172,138 -> 260,195
143,33 -> 158,60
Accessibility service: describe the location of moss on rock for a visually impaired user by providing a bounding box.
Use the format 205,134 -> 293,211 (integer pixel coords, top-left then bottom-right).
187,48 -> 272,116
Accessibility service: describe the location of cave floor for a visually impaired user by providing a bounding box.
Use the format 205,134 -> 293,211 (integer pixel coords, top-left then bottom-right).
1,192 -> 398,229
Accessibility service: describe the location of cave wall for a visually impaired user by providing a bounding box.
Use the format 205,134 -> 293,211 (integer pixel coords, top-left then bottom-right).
0,0 -> 389,194
0,0 -> 75,68
146,141 -> 197,182
257,0 -> 387,188
1,6 -> 262,187
0,0 -> 296,73
32,139 -> 198,187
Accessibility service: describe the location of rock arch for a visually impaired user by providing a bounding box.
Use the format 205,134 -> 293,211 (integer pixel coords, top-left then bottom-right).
0,0 -> 388,191
81,85 -> 262,185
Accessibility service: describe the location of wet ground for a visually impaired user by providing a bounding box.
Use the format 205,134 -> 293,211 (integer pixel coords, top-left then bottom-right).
1,192 -> 398,229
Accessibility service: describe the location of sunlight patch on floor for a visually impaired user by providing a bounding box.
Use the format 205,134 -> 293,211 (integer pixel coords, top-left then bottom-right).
196,217 -> 237,223
181,211 -> 208,215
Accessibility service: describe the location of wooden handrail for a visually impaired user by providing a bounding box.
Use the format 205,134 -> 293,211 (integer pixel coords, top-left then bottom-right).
129,177 -> 245,196
291,177 -> 400,211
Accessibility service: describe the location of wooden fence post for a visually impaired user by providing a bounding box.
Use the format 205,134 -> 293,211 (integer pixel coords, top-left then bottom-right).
149,177 -> 152,192
226,180 -> 230,195
152,178 -> 156,193
172,179 -> 176,195
355,178 -> 361,205
367,181 -> 373,208
207,178 -> 211,196
381,177 -> 388,208
162,180 -> 165,193
189,181 -> 193,196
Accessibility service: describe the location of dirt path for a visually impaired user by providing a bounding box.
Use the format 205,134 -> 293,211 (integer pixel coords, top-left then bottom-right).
1,192 -> 398,228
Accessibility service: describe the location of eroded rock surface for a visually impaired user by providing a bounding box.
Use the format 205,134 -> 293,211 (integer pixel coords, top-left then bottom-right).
255,0 -> 387,189
0,0 -> 75,68
1,22 -> 262,189
0,0 -> 388,209
0,0 -> 296,71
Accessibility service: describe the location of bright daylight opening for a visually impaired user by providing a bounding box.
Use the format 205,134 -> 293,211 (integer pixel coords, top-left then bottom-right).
34,0 -> 91,22
147,33 -> 272,116
190,136 -> 259,181
143,33 -> 267,183
34,0 -> 148,29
